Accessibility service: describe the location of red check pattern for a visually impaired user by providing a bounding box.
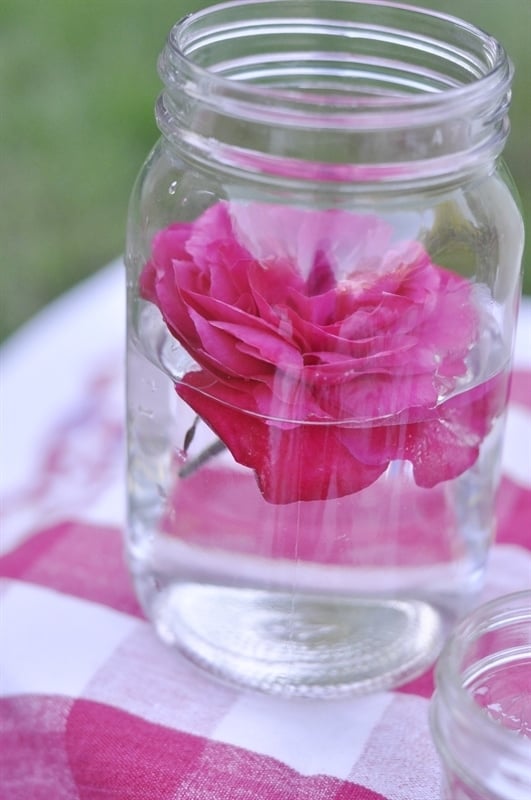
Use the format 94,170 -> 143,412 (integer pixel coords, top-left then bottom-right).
1,264 -> 530,799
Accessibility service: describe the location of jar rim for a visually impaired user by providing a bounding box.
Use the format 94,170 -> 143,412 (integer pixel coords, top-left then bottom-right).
163,0 -> 512,129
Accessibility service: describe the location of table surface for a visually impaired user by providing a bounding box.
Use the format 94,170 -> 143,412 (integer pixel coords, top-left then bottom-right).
1,261 -> 530,800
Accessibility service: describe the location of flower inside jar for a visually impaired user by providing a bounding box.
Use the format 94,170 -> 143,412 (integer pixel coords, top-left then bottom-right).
140,201 -> 507,504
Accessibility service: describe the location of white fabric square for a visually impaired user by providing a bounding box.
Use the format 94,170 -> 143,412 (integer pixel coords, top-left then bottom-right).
349,693 -> 441,800
83,626 -> 238,736
0,579 -> 138,698
213,690 -> 392,779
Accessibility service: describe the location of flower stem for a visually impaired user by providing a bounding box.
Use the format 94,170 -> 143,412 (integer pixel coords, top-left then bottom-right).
178,438 -> 227,478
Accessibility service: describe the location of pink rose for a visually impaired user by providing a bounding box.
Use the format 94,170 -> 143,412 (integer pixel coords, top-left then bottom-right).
140,201 -> 505,503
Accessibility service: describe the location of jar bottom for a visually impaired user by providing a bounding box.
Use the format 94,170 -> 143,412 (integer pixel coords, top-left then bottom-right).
146,580 -> 444,696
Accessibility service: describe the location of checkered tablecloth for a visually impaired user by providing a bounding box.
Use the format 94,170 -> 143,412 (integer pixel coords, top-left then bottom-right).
1,261 -> 530,799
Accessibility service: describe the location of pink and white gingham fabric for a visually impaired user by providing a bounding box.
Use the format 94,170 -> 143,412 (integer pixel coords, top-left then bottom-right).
1,261 -> 530,800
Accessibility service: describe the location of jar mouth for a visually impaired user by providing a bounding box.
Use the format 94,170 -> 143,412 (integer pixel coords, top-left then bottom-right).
162,0 -> 512,129
157,0 -> 513,183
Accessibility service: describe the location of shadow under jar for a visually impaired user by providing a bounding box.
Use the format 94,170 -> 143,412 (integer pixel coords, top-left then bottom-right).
125,0 -> 524,697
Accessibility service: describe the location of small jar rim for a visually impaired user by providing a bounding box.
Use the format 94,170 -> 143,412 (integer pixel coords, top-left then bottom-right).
164,0 -> 512,127
434,590 -> 531,758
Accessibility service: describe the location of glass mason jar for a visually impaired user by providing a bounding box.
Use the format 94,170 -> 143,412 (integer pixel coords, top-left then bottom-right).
430,591 -> 531,800
125,0 -> 524,697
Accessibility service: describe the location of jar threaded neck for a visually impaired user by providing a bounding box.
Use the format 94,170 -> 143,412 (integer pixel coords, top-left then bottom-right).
156,0 -> 513,185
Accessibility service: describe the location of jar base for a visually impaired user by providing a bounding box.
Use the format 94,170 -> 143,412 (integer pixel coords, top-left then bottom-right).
151,582 -> 445,697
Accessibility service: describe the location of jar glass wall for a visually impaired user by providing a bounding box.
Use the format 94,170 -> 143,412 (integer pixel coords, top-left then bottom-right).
125,0 -> 524,696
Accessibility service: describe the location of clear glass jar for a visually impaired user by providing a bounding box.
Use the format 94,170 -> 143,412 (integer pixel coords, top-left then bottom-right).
125,0 -> 524,697
430,591 -> 531,800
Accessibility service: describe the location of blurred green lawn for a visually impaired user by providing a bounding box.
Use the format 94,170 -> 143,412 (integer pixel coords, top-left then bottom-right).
1,0 -> 529,341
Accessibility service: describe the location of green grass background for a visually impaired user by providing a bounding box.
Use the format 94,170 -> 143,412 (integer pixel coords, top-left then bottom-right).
1,0 -> 529,341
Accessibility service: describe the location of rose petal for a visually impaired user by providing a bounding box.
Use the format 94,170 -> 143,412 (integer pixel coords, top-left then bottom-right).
229,203 -> 395,280
186,309 -> 266,378
340,371 -> 509,484
177,371 -> 387,503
